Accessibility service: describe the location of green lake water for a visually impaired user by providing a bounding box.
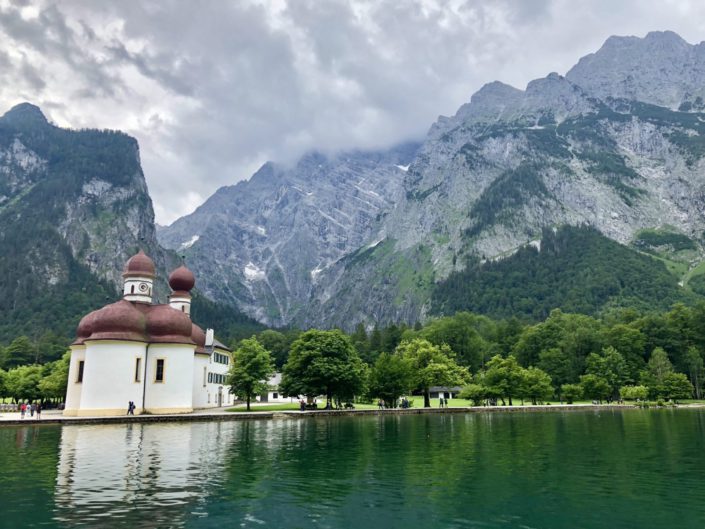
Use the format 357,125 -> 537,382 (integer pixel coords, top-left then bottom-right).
1,409 -> 704,528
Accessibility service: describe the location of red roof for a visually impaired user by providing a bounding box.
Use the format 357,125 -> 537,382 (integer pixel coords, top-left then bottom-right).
73,300 -> 195,346
191,323 -> 207,354
168,265 -> 195,292
123,250 -> 156,278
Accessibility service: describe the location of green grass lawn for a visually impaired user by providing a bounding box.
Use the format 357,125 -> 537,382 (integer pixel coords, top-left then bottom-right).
226,397 -> 604,412
225,396 -> 705,413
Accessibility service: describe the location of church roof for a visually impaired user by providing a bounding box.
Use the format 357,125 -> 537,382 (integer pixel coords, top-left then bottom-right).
122,250 -> 156,278
168,265 -> 195,292
73,251 -> 226,350
73,300 -> 195,346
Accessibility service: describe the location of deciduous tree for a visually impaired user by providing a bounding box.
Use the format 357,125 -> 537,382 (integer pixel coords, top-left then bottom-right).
280,330 -> 366,408
396,339 -> 469,407
367,353 -> 412,408
579,374 -> 611,403
520,366 -> 554,405
483,354 -> 524,406
560,383 -> 583,404
228,338 -> 275,411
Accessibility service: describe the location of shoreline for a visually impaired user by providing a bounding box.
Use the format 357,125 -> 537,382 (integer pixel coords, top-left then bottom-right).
2,402 -> 697,427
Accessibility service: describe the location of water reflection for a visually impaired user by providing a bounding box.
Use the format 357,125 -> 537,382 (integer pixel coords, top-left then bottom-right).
2,410 -> 705,528
54,421 -> 240,527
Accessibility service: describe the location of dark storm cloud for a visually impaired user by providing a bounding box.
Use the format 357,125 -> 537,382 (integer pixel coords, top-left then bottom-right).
1,0 -> 705,223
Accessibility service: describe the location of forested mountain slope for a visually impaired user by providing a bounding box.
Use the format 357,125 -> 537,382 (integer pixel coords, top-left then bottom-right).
0,103 -> 260,344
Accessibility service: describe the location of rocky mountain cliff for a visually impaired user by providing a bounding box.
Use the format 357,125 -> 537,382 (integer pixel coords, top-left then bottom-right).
0,104 -> 259,342
166,31 -> 705,329
158,144 -> 419,326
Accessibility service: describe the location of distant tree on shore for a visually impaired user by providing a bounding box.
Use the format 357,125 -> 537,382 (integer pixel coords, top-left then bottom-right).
560,383 -> 583,404
396,338 -> 469,407
368,352 -> 412,408
280,330 -> 367,408
5,365 -> 42,402
482,354 -> 524,406
228,338 -> 275,411
579,374 -> 611,403
37,352 -> 70,401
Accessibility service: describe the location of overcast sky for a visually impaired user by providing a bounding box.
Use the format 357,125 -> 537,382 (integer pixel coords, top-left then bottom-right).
2,0 -> 705,224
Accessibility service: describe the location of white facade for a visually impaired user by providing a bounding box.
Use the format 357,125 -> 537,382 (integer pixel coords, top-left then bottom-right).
257,373 -> 300,403
192,348 -> 233,409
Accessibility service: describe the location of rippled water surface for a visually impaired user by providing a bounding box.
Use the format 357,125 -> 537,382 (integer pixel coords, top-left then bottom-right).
1,409 -> 705,528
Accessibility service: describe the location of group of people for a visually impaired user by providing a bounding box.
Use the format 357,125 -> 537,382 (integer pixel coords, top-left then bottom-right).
19,402 -> 41,419
377,397 -> 411,409
438,397 -> 450,408
298,399 -> 317,411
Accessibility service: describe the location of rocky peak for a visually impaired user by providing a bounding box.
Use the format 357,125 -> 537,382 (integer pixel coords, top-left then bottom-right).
566,31 -> 705,109
0,102 -> 49,129
453,81 -> 524,123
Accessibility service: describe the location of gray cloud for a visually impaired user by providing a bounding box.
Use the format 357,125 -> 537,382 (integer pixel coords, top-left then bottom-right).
1,0 -> 705,223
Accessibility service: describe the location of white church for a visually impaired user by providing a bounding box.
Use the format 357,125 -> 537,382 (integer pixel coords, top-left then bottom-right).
64,250 -> 233,416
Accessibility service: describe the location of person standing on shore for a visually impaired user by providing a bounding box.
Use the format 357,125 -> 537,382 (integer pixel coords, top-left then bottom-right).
35,403 -> 41,420
20,403 -> 26,419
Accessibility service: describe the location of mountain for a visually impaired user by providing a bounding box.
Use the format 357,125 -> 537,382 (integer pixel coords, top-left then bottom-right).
160,31 -> 705,329
158,143 -> 419,326
566,31 -> 705,110
0,103 -> 260,343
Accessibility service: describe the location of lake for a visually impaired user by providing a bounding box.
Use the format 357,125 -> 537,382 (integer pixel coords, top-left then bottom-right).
1,409 -> 704,528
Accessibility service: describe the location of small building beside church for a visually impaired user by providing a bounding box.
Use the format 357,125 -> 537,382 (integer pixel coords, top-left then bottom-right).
63,250 -> 233,416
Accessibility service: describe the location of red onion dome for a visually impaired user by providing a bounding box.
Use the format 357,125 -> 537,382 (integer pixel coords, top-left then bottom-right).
123,250 -> 156,278
73,310 -> 97,345
191,323 -> 207,354
146,304 -> 195,344
82,300 -> 148,342
168,265 -> 195,292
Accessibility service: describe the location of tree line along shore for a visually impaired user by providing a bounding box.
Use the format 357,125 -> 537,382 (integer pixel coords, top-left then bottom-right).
1,303 -> 704,410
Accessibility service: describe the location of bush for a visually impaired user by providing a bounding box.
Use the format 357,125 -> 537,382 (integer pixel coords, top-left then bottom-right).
561,383 -> 583,404
459,384 -> 487,406
620,385 -> 649,401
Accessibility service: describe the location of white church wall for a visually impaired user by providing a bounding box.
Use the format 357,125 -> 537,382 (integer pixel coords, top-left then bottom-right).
74,341 -> 146,416
144,343 -> 195,414
63,346 -> 86,416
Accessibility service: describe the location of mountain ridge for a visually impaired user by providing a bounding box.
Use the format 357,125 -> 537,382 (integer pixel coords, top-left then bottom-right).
159,30 -> 705,329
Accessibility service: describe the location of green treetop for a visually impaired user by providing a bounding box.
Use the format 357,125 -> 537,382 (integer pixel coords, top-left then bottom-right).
520,366 -> 554,405
684,346 -> 703,399
5,364 -> 43,402
585,346 -> 628,401
255,330 -> 290,369
483,354 -> 524,406
396,338 -> 469,408
228,338 -> 276,411
280,329 -> 367,408
640,347 -> 673,398
367,352 -> 413,408
37,351 -> 70,400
